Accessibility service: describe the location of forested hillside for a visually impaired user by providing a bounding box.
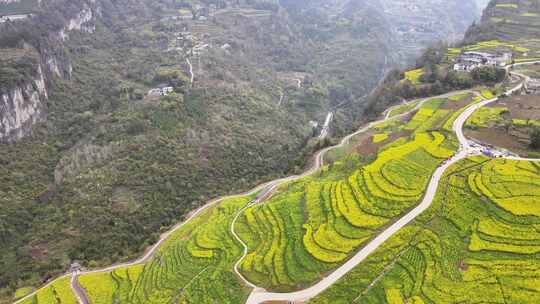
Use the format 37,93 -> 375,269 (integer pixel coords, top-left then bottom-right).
466,0 -> 540,41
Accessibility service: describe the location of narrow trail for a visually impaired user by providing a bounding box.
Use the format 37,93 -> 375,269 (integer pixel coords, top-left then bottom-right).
14,63 -> 540,304
277,91 -> 284,107
70,272 -> 89,304
318,112 -> 334,139
186,58 -> 194,87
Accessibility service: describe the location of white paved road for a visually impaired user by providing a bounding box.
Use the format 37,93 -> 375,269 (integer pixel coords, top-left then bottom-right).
245,74 -> 532,304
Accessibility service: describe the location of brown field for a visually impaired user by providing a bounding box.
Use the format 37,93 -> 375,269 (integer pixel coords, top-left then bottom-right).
440,95 -> 474,110
466,128 -> 530,153
469,93 -> 540,156
491,94 -> 540,120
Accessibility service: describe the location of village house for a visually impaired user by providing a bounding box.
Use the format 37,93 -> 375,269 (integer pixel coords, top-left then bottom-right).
148,85 -> 174,97
453,51 -> 512,72
525,78 -> 540,95
0,14 -> 32,23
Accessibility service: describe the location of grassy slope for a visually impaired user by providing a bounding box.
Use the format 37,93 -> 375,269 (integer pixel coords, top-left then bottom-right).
18,276 -> 76,304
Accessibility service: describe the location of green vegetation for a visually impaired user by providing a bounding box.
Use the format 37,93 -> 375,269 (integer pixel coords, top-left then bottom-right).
513,118 -> 540,128
480,89 -> 495,99
387,101 -> 419,117
465,0 -> 540,43
5,0 -> 540,301
530,127 -> 540,150
372,133 -> 389,143
19,276 -> 76,304
466,107 -> 508,128
496,3 -> 518,9
403,69 -> 424,85
13,287 -> 33,300
78,195 -> 253,304
0,48 -> 39,90
312,157 -> 540,303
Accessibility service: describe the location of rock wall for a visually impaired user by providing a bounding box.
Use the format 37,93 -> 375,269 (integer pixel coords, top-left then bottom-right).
0,65 -> 48,142
0,1 -> 98,142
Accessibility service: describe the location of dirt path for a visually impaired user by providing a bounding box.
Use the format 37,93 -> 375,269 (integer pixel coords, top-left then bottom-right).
186,58 -> 194,87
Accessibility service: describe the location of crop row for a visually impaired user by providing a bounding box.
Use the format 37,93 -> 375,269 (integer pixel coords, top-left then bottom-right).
237,113 -> 459,291
312,157 -> 540,303
73,94 -> 472,298
18,276 -> 77,304
77,196 -> 253,304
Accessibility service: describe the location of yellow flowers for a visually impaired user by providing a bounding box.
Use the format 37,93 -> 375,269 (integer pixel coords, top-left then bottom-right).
372,132 -> 389,143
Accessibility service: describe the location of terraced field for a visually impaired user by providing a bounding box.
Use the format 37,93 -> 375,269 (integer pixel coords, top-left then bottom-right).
311,156 -> 540,303
75,195 -> 254,304
19,91 -> 517,304
233,95 -> 471,291
17,276 -> 77,304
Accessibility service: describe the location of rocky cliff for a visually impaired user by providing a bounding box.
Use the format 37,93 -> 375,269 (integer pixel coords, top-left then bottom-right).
0,65 -> 47,142
0,0 -> 97,142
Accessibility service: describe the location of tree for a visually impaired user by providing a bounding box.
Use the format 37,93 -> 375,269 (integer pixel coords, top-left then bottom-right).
530,127 -> 540,150
471,66 -> 506,83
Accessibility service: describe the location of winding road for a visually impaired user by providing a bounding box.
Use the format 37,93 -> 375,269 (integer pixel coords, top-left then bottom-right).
244,68 -> 538,304
186,58 -> 194,87
13,62 -> 540,304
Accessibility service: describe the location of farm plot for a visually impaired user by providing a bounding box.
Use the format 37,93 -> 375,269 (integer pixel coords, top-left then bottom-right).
465,94 -> 540,157
466,106 -> 508,128
77,195 -> 254,304
235,96 -> 466,291
18,276 -> 77,304
311,157 -> 540,304
387,100 -> 419,118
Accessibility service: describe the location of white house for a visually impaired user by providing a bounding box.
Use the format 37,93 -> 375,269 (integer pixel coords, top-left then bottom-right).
147,86 -> 174,97
525,78 -> 540,95
453,51 -> 512,72
162,87 -> 174,95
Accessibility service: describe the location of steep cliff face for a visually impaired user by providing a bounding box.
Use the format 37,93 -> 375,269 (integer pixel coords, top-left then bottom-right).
0,0 -> 98,142
0,65 -> 47,142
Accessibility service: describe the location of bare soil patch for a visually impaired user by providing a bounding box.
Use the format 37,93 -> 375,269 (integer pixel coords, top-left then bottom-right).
489,94 -> 540,120
440,95 -> 473,110
355,130 -> 412,155
466,128 -> 531,155
29,243 -> 49,260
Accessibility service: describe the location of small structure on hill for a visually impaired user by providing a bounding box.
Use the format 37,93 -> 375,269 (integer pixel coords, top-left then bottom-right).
148,85 -> 174,97
525,78 -> 540,95
69,262 -> 82,273
453,51 -> 512,72
0,14 -> 32,23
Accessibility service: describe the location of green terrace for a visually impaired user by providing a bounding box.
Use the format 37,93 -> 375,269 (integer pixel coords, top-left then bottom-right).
54,89 -> 484,303
311,157 -> 540,304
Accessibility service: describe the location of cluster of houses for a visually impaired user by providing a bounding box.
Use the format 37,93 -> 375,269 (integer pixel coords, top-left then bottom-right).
525,77 -> 540,95
148,85 -> 174,97
166,4 -> 218,22
0,13 -> 31,23
453,51 -> 512,72
166,30 -> 212,56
